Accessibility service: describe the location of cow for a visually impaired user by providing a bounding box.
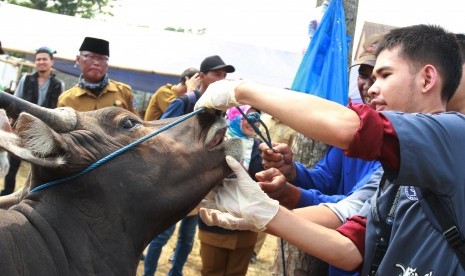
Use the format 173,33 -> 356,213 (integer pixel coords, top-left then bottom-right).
0,92 -> 242,275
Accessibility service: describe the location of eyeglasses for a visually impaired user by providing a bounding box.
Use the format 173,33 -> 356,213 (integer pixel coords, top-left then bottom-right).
80,53 -> 109,63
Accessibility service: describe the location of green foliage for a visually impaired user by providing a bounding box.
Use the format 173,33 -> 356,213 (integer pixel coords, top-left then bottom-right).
3,0 -> 117,18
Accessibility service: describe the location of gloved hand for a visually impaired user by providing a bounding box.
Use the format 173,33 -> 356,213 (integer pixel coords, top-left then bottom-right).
0,151 -> 10,177
199,208 -> 262,231
200,156 -> 279,231
194,79 -> 244,111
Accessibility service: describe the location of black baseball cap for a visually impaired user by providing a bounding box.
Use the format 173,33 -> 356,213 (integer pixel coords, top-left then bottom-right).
200,55 -> 235,73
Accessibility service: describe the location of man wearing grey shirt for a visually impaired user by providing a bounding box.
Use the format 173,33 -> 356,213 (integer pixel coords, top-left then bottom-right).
1,46 -> 64,195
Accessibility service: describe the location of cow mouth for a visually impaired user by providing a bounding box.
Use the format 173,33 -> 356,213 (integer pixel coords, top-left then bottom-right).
206,125 -> 243,162
206,127 -> 226,150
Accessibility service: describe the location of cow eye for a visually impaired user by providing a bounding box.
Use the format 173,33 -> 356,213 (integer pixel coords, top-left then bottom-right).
121,118 -> 141,129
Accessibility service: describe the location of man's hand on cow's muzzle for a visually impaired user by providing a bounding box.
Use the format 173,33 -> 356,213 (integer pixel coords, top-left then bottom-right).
194,79 -> 244,111
199,155 -> 279,232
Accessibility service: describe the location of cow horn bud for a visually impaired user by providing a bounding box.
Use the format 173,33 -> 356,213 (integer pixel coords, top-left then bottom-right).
0,91 -> 77,132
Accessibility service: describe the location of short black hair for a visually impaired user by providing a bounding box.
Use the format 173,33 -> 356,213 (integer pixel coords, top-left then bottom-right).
35,47 -> 56,59
376,24 -> 462,102
455,33 -> 465,65
179,68 -> 199,85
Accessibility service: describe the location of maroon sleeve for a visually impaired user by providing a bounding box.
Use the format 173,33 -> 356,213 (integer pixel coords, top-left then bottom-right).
344,103 -> 400,170
336,215 -> 367,273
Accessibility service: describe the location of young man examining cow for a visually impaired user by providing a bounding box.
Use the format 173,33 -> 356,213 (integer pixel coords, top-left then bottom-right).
196,24 -> 465,275
1,23 -> 465,276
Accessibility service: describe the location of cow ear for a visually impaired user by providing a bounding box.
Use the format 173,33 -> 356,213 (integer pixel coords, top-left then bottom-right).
0,112 -> 66,168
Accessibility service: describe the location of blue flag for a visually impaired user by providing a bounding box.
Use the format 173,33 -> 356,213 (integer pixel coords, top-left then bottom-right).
291,0 -> 349,106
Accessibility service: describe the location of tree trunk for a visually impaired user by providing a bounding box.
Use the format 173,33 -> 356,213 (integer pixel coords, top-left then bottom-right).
272,133 -> 328,276
272,240 -> 329,276
271,0 -> 359,275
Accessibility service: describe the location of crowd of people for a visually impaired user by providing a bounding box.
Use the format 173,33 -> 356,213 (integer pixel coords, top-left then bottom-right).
1,22 -> 465,276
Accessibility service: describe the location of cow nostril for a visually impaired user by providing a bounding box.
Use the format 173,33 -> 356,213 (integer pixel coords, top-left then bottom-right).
206,127 -> 226,150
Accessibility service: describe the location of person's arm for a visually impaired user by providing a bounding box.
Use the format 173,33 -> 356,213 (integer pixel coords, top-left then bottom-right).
266,206 -> 363,271
259,145 -> 344,208
293,204 -> 344,229
256,163 -> 345,209
195,80 -> 360,149
259,143 -> 340,192
236,82 -> 360,149
13,74 -> 26,98
160,98 -> 185,119
322,168 -> 383,223
200,156 -> 362,271
293,146 -> 342,191
195,80 -> 400,170
159,90 -> 176,113
298,189 -> 347,207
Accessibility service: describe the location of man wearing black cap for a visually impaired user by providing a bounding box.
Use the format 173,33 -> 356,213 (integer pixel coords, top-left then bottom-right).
160,55 -> 235,118
1,46 -> 65,195
58,37 -> 137,115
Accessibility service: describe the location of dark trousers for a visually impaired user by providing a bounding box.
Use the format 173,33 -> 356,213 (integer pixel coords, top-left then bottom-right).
0,155 -> 21,195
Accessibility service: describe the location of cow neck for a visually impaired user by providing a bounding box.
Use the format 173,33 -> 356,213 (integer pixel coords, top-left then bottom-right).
29,108 -> 206,193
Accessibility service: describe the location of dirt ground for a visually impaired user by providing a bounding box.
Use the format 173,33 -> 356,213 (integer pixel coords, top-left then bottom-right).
136,229 -> 278,276
1,162 -> 278,275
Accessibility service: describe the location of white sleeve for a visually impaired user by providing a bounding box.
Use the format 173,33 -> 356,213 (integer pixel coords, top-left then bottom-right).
321,168 -> 383,223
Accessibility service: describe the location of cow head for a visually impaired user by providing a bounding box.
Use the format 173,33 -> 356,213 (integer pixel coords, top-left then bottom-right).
0,92 -> 242,263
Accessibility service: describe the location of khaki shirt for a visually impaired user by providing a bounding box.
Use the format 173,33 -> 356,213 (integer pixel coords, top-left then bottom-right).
58,80 -> 137,115
144,84 -> 178,121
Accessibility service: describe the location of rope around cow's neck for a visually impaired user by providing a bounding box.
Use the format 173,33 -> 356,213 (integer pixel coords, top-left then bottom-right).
29,108 -> 206,193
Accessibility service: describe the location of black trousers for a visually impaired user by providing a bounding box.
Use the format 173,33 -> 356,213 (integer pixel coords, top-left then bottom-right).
0,155 -> 21,195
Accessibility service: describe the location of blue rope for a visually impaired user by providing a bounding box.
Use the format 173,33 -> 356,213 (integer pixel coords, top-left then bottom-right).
235,107 -> 274,150
29,108 -> 206,193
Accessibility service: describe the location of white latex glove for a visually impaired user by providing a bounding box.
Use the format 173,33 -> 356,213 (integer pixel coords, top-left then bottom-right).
194,79 -> 244,111
0,151 -> 9,177
200,156 -> 279,231
199,208 -> 261,231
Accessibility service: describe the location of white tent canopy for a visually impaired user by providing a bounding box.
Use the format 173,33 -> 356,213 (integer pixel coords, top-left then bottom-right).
0,2 -> 303,90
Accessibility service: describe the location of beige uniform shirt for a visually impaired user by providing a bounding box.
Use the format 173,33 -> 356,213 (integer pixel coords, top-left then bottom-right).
58,80 -> 137,115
